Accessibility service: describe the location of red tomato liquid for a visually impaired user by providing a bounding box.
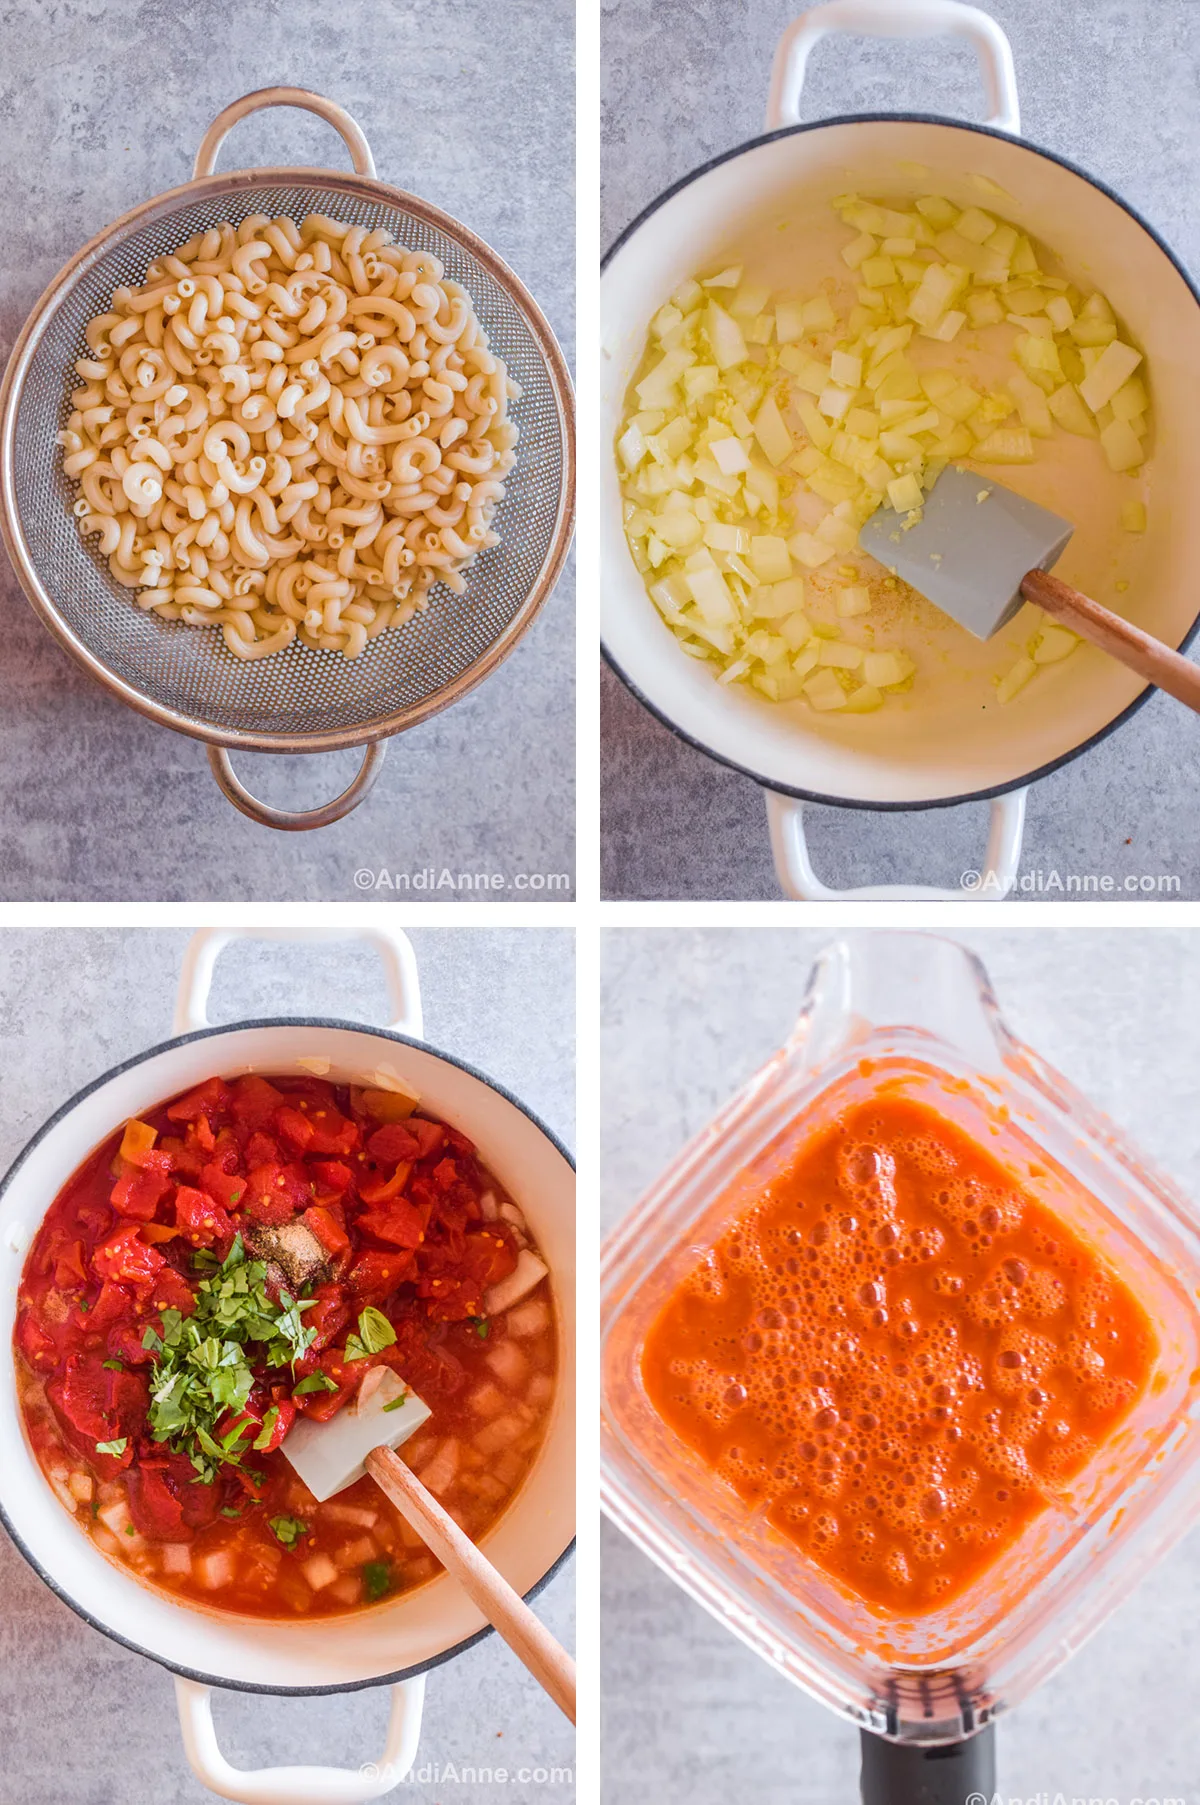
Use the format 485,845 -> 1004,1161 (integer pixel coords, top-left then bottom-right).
640,1093 -> 1156,1614
15,1074 -> 556,1618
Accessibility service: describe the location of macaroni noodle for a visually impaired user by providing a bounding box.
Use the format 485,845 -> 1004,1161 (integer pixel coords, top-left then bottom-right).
59,215 -> 519,660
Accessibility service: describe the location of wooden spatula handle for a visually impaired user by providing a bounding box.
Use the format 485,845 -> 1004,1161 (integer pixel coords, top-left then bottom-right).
365,1446 -> 577,1724
1021,569 -> 1200,715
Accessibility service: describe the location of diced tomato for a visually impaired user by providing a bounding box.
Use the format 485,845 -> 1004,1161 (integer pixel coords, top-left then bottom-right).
108,1320 -> 156,1367
408,1118 -> 446,1160
293,1350 -> 356,1421
348,1248 -> 415,1303
312,1159 -> 354,1197
175,1185 -> 234,1250
230,1075 -> 285,1133
53,1238 -> 88,1289
167,1076 -> 230,1125
367,1122 -> 421,1163
146,1266 -> 197,1317
432,1158 -> 459,1193
418,1274 -> 487,1320
87,1279 -> 136,1333
357,1198 -> 425,1250
110,1152 -> 173,1221
159,1134 -> 203,1180
305,1283 -> 353,1351
15,1305 -> 58,1370
200,1159 -> 247,1213
305,1107 -> 360,1157
188,1113 -> 216,1155
245,1131 -> 281,1168
410,1170 -> 441,1205
302,1204 -> 350,1258
178,1460 -> 222,1528
125,1462 -> 189,1540
93,1224 -> 166,1290
358,1162 -> 411,1206
241,1161 -> 312,1226
47,1353 -> 148,1453
275,1105 -> 316,1154
256,1398 -> 296,1452
444,1125 -> 478,1159
209,1129 -> 241,1171
468,1226 -> 519,1289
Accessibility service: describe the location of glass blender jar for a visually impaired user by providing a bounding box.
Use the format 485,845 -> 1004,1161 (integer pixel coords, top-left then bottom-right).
601,933 -> 1200,1800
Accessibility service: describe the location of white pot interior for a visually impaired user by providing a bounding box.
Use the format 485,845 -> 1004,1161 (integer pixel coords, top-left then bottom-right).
0,1022 -> 576,1690
602,118 -> 1200,805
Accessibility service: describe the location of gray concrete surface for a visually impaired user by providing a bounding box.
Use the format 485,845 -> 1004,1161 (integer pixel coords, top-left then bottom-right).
601,0 -> 1200,899
601,926 -> 1200,1800
0,0 -> 575,901
0,926 -> 574,1804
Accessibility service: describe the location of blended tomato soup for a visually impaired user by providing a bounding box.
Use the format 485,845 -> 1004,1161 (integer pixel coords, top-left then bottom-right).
640,1092 -> 1156,1614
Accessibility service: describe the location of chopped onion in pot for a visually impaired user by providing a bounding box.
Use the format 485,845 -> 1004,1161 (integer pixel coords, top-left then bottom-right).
617,188 -> 1152,710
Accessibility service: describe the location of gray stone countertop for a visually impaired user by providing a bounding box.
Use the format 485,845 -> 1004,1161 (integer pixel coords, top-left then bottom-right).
601,0 -> 1200,899
601,925 -> 1200,1799
0,0 -> 575,901
0,925 -> 575,1803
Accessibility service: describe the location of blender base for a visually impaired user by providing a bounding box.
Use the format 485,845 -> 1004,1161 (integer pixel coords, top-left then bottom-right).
859,1724 -> 996,1805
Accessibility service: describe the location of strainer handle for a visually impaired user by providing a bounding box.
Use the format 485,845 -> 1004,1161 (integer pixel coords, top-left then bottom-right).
194,86 -> 377,180
208,741 -> 387,830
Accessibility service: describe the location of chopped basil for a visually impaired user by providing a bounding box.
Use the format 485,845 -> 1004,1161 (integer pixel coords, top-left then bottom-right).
472,1316 -> 490,1340
219,1506 -> 243,1520
268,1514 -> 309,1550
363,1559 -> 392,1601
95,1437 -> 128,1457
382,1391 -> 410,1413
101,1358 -> 125,1372
344,1305 -> 398,1363
124,1525 -> 135,1536
143,1235 -> 317,1483
252,1405 -> 280,1451
293,1371 -> 339,1397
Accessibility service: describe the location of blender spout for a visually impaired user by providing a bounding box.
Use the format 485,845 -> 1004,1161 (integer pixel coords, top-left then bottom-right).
859,1722 -> 996,1805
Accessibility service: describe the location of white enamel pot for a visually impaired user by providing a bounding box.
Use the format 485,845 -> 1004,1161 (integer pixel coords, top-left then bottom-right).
601,0 -> 1200,898
0,926 -> 576,1804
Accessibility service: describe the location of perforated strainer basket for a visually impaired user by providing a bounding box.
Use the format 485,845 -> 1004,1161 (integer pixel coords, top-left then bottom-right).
0,87 -> 575,830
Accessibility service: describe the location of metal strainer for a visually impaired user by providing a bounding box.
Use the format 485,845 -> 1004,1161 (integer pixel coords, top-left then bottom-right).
0,88 -> 575,830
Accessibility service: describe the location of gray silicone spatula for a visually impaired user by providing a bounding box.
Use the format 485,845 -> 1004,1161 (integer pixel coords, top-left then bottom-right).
858,464 -> 1200,713
283,1368 -> 577,1722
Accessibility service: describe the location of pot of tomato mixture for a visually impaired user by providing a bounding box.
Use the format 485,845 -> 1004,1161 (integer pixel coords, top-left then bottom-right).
601,933 -> 1200,1799
0,926 -> 575,1805
601,0 -> 1200,898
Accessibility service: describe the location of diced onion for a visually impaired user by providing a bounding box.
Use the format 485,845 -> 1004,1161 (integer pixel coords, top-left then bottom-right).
196,1549 -> 236,1591
506,1297 -> 552,1339
617,188 -> 1152,714
303,1554 -> 338,1592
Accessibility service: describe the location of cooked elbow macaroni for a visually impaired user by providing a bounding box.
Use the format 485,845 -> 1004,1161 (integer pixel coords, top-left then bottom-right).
58,215 -> 519,660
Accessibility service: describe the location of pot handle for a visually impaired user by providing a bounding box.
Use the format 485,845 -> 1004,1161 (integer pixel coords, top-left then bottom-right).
767,0 -> 1021,134
194,85 -> 377,180
208,743 -> 387,833
174,1674 -> 424,1805
765,786 -> 1027,899
173,925 -> 424,1037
